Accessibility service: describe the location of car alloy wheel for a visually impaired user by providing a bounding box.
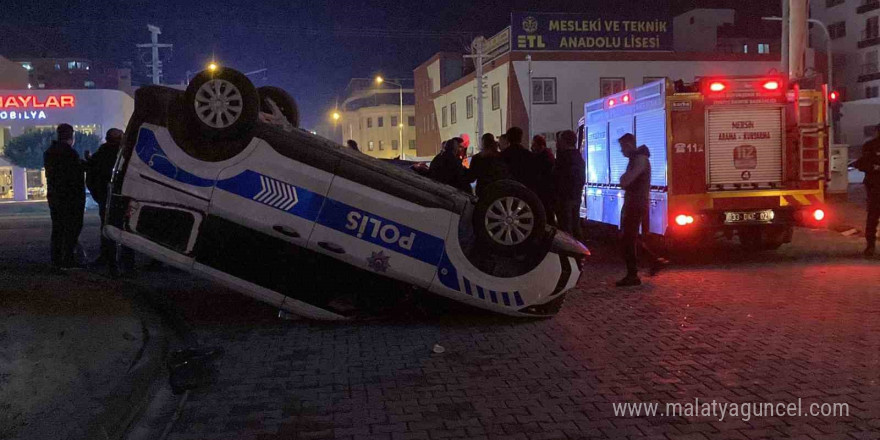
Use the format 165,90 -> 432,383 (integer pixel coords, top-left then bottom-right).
194,79 -> 243,129
485,196 -> 534,246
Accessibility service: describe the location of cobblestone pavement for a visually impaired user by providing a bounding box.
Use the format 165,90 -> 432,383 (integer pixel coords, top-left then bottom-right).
151,228 -> 880,440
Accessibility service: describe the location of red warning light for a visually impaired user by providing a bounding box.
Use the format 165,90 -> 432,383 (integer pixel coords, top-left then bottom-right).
621,94 -> 631,103
709,82 -> 726,92
829,91 -> 839,101
608,99 -> 616,107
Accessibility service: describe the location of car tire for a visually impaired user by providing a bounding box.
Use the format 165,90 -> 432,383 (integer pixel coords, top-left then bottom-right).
258,86 -> 299,128
184,67 -> 259,139
473,180 -> 546,256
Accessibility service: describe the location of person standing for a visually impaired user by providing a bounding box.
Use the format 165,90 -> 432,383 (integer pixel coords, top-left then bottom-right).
531,135 -> 556,223
86,128 -> 123,272
855,126 -> 880,258
346,139 -> 360,152
616,133 -> 651,287
553,130 -> 585,240
466,133 -> 509,198
428,138 -> 472,194
498,134 -> 510,152
44,123 -> 85,271
500,127 -> 539,195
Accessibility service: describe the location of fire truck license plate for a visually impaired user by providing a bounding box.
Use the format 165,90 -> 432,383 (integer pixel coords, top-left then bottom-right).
725,210 -> 774,224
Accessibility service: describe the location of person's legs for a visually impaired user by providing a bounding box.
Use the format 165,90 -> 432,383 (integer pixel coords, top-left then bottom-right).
48,199 -> 63,267
619,209 -> 642,283
555,200 -> 571,233
867,189 -> 879,254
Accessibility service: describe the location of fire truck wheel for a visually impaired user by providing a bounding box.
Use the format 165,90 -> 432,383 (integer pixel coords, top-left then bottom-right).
258,86 -> 300,127
474,180 -> 547,256
185,67 -> 259,139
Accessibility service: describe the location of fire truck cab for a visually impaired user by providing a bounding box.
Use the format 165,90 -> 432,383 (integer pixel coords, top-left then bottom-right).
579,76 -> 828,250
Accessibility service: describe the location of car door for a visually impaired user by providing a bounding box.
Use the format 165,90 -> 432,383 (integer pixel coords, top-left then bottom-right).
307,158 -> 454,288
192,130 -> 338,306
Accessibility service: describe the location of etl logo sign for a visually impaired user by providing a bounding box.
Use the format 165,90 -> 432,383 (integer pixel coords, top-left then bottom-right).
0,94 -> 76,121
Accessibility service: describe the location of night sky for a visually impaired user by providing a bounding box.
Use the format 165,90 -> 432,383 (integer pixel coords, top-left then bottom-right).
0,0 -> 777,128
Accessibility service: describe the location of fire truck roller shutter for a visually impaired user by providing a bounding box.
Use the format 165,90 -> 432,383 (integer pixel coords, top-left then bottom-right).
608,117 -> 634,184
707,106 -> 784,186
634,110 -> 668,187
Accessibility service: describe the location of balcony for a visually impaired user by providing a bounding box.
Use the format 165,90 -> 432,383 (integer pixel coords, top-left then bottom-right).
859,63 -> 880,82
858,0 -> 880,14
858,29 -> 880,48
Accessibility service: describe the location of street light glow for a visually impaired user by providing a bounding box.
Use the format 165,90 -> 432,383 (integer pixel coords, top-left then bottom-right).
375,76 -> 384,84
332,111 -> 341,121
208,62 -> 218,72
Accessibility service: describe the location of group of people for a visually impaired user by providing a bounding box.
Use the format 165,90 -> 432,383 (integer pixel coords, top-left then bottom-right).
425,126 -> 587,240
44,123 -> 129,274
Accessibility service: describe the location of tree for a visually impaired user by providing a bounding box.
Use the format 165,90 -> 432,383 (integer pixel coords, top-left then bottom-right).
1,130 -> 101,169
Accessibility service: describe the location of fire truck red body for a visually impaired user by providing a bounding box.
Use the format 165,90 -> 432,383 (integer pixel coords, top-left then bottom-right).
578,76 -> 828,249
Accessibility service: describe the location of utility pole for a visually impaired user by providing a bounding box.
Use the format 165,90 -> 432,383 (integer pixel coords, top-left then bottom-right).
137,25 -> 173,85
465,37 -> 486,155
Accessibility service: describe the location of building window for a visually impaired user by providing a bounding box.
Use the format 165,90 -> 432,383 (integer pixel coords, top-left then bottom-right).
450,102 -> 457,124
442,106 -> 448,127
466,95 -> 474,119
866,16 -> 880,40
54,64 -> 60,70
391,116 -> 398,127
408,116 -> 415,126
19,62 -> 32,71
743,44 -> 749,53
531,78 -> 557,104
491,83 -> 500,110
643,76 -> 665,84
825,0 -> 844,7
378,117 -> 384,127
392,139 -> 399,150
866,51 -> 879,75
368,141 -> 375,151
866,86 -> 879,99
600,78 -> 626,97
379,140 -> 384,150
409,139 -> 416,149
757,43 -> 770,54
84,80 -> 95,88
367,117 -> 372,128
829,22 -> 847,40
689,16 -> 695,25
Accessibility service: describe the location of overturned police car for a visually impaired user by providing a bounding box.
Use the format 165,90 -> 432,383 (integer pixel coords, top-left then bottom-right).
104,67 -> 588,320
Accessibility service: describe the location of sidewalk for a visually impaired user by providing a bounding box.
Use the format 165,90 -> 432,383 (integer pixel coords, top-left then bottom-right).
0,213 -> 168,440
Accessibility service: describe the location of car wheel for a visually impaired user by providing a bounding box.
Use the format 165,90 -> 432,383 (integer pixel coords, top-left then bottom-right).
184,67 -> 259,139
258,86 -> 299,127
473,180 -> 546,255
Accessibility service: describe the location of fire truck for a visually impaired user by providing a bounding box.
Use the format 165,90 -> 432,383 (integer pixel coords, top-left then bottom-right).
577,76 -> 829,250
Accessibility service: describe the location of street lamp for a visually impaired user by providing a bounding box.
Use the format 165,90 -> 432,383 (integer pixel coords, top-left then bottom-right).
208,62 -> 218,72
763,16 -> 835,143
375,75 -> 406,160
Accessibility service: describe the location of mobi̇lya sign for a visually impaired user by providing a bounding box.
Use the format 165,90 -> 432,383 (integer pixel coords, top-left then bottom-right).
511,12 -> 672,51
0,94 -> 76,121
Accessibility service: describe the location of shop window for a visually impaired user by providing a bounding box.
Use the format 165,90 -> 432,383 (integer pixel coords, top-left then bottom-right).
466,95 -> 474,119
491,83 -> 500,110
532,78 -> 557,104
392,139 -> 399,150
408,139 -> 416,149
600,78 -> 625,97
450,102 -> 457,124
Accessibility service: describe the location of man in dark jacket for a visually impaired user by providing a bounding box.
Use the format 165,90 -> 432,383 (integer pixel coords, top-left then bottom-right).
531,135 -> 556,223
500,127 -> 539,194
855,128 -> 880,258
428,138 -> 472,194
466,133 -> 509,198
616,133 -> 651,287
86,128 -> 123,270
553,130 -> 585,240
44,123 -> 85,270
